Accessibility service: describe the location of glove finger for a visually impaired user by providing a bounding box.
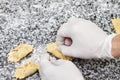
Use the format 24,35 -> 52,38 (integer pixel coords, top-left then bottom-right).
39,54 -> 55,80
56,16 -> 79,45
56,24 -> 71,45
56,35 -> 65,45
51,59 -> 67,66
57,23 -> 70,37
39,53 -> 53,69
58,45 -> 76,57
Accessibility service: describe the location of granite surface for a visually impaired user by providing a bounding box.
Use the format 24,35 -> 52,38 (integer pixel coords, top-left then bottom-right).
0,0 -> 120,80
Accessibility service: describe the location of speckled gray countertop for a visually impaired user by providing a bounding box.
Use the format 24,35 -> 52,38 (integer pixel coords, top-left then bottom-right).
0,0 -> 120,80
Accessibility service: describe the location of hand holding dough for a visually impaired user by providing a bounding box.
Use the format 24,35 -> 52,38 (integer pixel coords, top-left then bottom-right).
56,17 -> 116,59
46,42 -> 73,60
39,54 -> 84,80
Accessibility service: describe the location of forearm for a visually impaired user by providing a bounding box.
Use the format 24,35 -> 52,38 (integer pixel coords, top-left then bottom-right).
112,34 -> 120,58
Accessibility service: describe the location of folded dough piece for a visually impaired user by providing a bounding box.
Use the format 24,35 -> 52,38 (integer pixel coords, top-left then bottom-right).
112,18 -> 120,34
13,61 -> 39,79
13,43 -> 72,79
8,43 -> 33,62
46,42 -> 73,60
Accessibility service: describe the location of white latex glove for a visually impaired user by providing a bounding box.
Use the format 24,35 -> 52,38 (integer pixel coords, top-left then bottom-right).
39,54 -> 84,80
56,17 -> 116,59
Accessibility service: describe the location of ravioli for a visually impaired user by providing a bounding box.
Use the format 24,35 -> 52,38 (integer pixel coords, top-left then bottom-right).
13,61 -> 39,79
8,43 -> 33,62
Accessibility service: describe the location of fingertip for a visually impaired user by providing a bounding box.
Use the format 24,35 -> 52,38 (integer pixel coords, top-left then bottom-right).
52,59 -> 67,66
59,45 -> 76,57
58,45 -> 70,56
56,39 -> 64,45
40,53 -> 50,61
40,54 -> 52,67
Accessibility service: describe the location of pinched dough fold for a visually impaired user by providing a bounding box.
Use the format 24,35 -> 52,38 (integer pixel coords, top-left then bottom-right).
46,42 -> 73,60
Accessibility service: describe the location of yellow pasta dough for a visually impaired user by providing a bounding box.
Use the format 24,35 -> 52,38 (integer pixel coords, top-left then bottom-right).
12,42 -> 72,79
112,18 -> 120,34
46,42 -> 73,60
13,61 -> 39,79
8,43 -> 33,62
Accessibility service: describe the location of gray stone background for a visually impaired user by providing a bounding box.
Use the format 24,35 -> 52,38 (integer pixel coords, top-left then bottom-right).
0,0 -> 120,80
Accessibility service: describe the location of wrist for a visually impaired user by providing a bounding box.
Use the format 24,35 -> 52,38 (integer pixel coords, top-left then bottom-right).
112,34 -> 120,58
99,34 -> 117,58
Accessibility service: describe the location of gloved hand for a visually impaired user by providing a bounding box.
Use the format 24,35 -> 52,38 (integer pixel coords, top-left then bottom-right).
56,17 -> 117,59
39,54 -> 84,80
